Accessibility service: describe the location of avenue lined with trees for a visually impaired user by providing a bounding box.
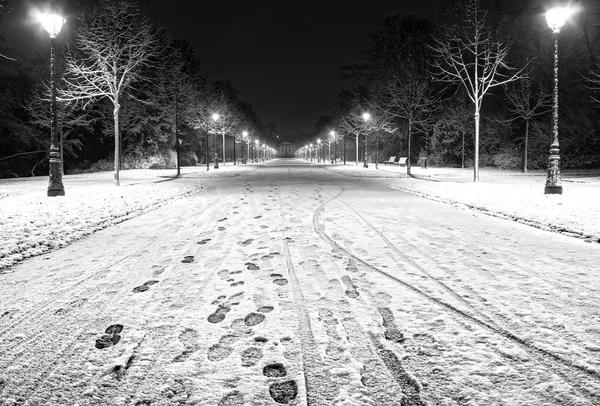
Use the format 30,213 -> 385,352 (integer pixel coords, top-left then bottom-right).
1,0 -> 600,189
303,0 -> 600,187
0,0 -> 278,184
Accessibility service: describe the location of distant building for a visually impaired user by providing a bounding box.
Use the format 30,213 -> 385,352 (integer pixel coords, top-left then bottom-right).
278,141 -> 296,158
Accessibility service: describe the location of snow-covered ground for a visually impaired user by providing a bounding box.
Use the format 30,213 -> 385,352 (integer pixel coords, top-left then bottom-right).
0,159 -> 598,406
0,165 -> 254,270
326,162 -> 600,243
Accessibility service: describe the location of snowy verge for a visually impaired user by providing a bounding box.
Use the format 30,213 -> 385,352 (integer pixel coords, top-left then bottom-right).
324,163 -> 600,243
388,179 -> 600,244
0,166 -> 258,271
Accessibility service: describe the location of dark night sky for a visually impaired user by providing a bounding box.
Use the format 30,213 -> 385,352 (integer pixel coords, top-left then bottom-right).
1,1 -> 440,139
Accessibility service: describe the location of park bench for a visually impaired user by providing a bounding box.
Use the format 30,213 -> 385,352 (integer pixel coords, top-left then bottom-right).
383,156 -> 396,165
393,157 -> 407,167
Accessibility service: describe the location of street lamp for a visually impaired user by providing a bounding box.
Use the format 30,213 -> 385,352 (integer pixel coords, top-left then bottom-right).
362,113 -> 371,168
40,11 -> 66,196
309,143 -> 313,161
211,113 -> 220,169
317,139 -> 322,162
544,6 -> 571,195
329,131 -> 335,164
242,131 -> 249,164
254,139 -> 259,162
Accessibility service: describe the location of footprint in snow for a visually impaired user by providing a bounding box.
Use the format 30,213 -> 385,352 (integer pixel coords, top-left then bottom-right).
241,347 -> 263,367
244,312 -> 265,326
270,273 -> 288,286
257,306 -> 274,313
197,238 -> 211,245
181,256 -> 194,263
238,239 -> 254,246
207,306 -> 231,323
263,362 -> 287,377
269,381 -> 298,404
218,227 -> 226,231
254,215 -> 262,219
207,343 -> 233,361
132,280 -> 159,293
217,218 -> 227,222
231,281 -> 244,287
95,324 -> 123,349
245,262 -> 260,270
218,391 -> 245,405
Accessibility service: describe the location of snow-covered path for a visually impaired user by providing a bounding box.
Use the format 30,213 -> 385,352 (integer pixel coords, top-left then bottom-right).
1,160 -> 598,406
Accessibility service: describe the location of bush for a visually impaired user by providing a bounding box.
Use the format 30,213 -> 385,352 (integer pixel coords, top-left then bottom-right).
491,145 -> 521,170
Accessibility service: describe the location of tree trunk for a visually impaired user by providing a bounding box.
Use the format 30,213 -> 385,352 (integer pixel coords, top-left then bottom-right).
461,131 -> 465,169
175,99 -> 180,176
59,127 -> 64,176
474,109 -> 480,182
233,137 -> 236,165
113,99 -> 120,186
407,121 -> 412,176
205,132 -> 210,171
222,133 -> 226,165
355,135 -> 358,165
523,118 -> 529,173
343,136 -> 346,165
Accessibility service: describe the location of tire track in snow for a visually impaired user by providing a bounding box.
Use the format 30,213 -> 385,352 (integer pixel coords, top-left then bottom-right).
312,188 -> 600,405
0,190 -> 230,342
278,181 -> 423,405
0,191 -> 238,404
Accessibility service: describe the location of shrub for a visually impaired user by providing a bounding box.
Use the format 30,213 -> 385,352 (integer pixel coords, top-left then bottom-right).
491,145 -> 521,170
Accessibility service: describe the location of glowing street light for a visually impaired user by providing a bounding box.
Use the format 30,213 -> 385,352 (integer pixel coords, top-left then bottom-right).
329,130 -> 335,164
362,113 -> 371,168
242,131 -> 249,164
211,113 -> 220,169
40,11 -> 66,196
544,6 -> 572,195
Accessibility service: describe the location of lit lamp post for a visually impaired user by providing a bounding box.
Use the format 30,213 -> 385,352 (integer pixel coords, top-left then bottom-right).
41,11 -> 66,196
211,113 -> 220,169
317,139 -> 322,162
329,131 -> 335,164
362,113 -> 371,168
544,6 -> 571,195
242,131 -> 249,164
309,143 -> 313,161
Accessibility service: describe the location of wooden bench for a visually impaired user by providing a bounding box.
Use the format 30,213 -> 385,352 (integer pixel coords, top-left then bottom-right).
383,156 -> 396,165
393,157 -> 407,166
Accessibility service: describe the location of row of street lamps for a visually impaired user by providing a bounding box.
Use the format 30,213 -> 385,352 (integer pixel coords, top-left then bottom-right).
208,116 -> 275,170
40,6 -> 570,196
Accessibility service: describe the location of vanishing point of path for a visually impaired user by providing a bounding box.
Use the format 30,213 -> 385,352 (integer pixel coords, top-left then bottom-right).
1,159 -> 599,406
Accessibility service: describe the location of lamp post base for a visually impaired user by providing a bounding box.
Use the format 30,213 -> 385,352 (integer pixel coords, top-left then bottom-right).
47,187 -> 65,197
544,185 -> 563,194
47,153 -> 65,197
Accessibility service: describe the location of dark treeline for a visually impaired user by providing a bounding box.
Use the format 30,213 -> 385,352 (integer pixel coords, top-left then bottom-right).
0,0 -> 279,178
307,0 -> 600,177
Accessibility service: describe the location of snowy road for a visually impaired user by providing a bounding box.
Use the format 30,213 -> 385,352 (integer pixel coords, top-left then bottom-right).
1,159 -> 599,406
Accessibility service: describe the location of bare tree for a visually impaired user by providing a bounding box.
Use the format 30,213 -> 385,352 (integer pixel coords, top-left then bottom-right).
383,70 -> 440,174
58,0 -> 161,185
503,73 -> 551,172
335,87 -> 371,165
0,1 -> 16,61
363,95 -> 397,169
23,86 -> 96,175
430,0 -> 526,181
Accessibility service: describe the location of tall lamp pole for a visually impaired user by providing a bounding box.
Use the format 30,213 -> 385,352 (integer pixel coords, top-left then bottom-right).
544,7 -> 571,195
242,131 -> 249,164
329,131 -> 335,164
41,12 -> 66,196
362,113 -> 371,168
211,113 -> 220,169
